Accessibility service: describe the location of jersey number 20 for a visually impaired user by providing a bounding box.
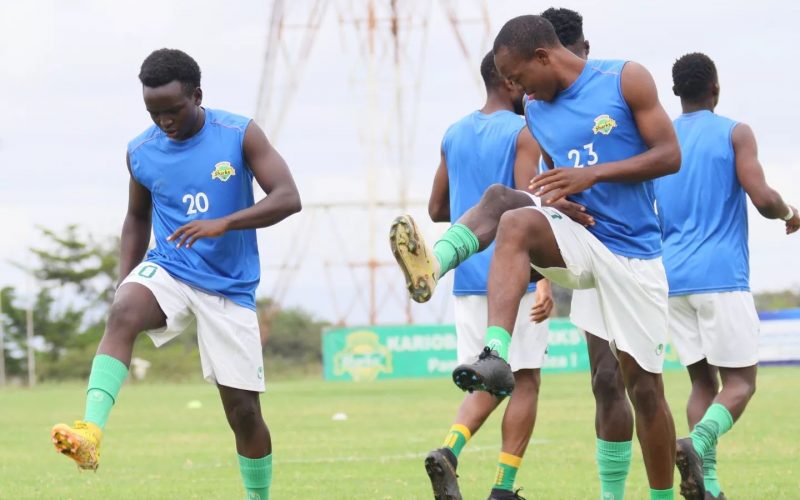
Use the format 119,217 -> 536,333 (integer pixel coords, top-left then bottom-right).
182,192 -> 209,215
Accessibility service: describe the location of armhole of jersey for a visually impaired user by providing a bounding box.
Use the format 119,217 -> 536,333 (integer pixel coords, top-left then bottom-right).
616,60 -> 631,111
511,124 -> 526,161
127,149 -> 140,184
727,120 -> 739,156
242,120 -> 255,179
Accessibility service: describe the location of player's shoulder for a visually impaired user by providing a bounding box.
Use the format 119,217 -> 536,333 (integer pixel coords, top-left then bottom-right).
205,108 -> 253,133
127,124 -> 162,156
586,58 -> 630,76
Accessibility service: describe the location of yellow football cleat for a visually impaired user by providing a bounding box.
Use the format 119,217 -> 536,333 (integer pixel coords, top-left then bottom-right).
389,215 -> 438,303
51,421 -> 102,471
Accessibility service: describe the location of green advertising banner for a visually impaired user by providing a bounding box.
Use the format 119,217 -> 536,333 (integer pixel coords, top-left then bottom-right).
322,319 -> 683,382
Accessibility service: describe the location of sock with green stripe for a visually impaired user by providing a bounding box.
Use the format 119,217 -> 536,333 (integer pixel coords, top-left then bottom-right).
690,403 -> 733,458
703,446 -> 722,497
442,424 -> 471,459
84,354 -> 129,429
596,438 -> 631,499
485,326 -> 511,362
649,487 -> 673,499
432,223 -> 479,279
239,454 -> 272,500
493,452 -> 521,492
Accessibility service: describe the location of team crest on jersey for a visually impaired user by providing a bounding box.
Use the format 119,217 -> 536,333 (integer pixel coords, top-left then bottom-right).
592,114 -> 617,135
211,161 -> 236,182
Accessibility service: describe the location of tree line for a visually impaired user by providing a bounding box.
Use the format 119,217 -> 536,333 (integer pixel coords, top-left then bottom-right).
1,226 -> 798,385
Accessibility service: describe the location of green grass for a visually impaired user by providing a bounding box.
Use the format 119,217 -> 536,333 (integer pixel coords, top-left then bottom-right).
1,368 -> 799,499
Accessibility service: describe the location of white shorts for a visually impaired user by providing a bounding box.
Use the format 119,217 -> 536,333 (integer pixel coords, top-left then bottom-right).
119,262 -> 265,392
668,291 -> 760,368
570,288 -> 608,340
528,206 -> 669,373
454,292 -> 549,371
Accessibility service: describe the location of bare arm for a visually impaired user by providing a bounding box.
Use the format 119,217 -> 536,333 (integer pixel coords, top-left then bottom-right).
733,123 -> 787,218
168,121 -> 302,248
514,127 -> 541,189
225,121 -> 302,229
529,62 -> 681,202
428,151 -> 450,222
118,153 -> 153,285
593,62 -> 681,182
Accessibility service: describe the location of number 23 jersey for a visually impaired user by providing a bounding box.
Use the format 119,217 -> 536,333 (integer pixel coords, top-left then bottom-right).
127,108 -> 259,309
525,59 -> 661,260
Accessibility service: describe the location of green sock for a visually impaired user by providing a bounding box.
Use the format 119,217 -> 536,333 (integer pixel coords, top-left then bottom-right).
690,403 -> 733,457
84,354 -> 128,429
485,326 -> 511,362
432,223 -> 479,278
442,424 -> 471,458
703,446 -> 722,496
649,487 -> 673,499
596,438 -> 631,499
493,452 -> 521,491
238,454 -> 272,500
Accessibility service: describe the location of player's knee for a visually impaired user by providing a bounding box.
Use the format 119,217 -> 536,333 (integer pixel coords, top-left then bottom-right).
226,397 -> 263,434
513,368 -> 541,394
691,374 -> 719,395
105,299 -> 145,341
591,365 -> 625,404
498,207 -> 538,234
627,378 -> 662,417
726,377 -> 756,404
480,184 -> 518,215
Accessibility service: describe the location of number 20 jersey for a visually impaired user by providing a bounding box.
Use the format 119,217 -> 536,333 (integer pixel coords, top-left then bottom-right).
525,59 -> 662,259
127,108 -> 259,309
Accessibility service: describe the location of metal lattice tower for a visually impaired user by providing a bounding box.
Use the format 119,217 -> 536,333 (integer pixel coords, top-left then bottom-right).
257,0 -> 491,325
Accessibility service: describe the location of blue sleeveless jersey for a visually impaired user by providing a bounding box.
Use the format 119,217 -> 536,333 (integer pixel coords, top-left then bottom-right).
525,59 -> 662,259
442,110 -> 535,295
655,111 -> 748,295
127,108 -> 260,309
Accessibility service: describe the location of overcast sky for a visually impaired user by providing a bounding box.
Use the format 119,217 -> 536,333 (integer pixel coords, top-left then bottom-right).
1,0 -> 798,324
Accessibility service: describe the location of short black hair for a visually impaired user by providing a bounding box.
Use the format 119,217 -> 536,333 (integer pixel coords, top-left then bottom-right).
493,15 -> 559,60
672,52 -> 717,100
480,51 -> 504,90
138,48 -> 201,94
541,8 -> 584,47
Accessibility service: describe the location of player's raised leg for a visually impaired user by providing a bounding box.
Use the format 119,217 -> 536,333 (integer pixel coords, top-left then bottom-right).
452,208 -> 560,397
389,185 -> 535,303
219,386 -> 273,500
51,283 -> 166,470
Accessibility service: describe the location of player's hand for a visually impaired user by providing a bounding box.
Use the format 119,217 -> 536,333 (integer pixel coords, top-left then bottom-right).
168,219 -> 230,249
543,198 -> 595,227
530,279 -> 554,324
786,205 -> 800,235
529,167 -> 597,204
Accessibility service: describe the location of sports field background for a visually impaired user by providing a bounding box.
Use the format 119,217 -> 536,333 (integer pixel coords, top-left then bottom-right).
2,368 -> 798,499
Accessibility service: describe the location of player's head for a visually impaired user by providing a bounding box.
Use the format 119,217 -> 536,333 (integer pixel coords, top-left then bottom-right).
480,51 -> 525,115
672,52 -> 719,107
541,7 -> 589,59
139,48 -> 203,140
493,15 -> 563,102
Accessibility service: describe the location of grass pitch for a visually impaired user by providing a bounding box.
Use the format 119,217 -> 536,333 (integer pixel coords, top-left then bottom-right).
1,368 -> 799,499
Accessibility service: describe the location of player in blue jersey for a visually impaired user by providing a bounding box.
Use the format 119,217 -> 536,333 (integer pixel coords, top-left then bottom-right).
421,51 -> 554,500
390,16 -> 680,499
539,8 -> 636,500
50,49 -> 301,500
657,53 -> 799,500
